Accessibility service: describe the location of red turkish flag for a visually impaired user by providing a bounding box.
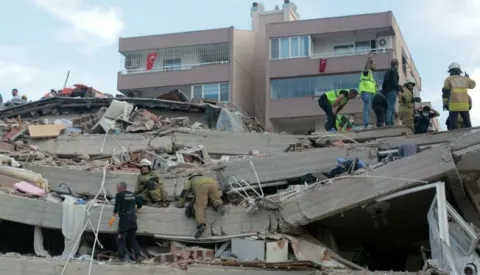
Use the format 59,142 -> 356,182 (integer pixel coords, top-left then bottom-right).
146,52 -> 158,70
319,58 -> 327,73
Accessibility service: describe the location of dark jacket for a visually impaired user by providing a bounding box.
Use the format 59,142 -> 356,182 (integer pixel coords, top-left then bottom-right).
382,67 -> 400,92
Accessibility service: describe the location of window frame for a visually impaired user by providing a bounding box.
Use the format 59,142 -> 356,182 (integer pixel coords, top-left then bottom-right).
270,35 -> 311,60
191,82 -> 230,102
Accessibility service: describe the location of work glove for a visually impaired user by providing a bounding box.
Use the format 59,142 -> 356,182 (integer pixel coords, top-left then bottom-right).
175,202 -> 185,208
108,216 -> 116,227
413,97 -> 422,103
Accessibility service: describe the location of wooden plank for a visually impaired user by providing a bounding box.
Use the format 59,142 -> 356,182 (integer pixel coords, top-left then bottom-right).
28,124 -> 66,138
280,146 -> 456,227
0,192 -> 276,237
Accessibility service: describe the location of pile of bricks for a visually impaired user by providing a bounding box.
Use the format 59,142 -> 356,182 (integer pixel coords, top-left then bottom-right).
154,245 -> 214,265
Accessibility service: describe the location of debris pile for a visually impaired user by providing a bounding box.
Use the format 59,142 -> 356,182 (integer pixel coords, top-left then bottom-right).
0,97 -> 479,275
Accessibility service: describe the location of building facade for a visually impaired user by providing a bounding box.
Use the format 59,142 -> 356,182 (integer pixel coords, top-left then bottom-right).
117,1 -> 421,134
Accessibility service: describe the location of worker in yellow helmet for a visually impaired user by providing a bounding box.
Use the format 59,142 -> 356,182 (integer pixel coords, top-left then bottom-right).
175,173 -> 225,238
442,62 -> 476,129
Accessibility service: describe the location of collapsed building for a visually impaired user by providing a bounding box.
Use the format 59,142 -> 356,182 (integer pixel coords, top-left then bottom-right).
0,96 -> 478,275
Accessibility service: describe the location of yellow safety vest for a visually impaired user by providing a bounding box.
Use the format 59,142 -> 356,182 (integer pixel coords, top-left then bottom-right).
325,90 -> 349,106
445,75 -> 475,111
359,70 -> 377,94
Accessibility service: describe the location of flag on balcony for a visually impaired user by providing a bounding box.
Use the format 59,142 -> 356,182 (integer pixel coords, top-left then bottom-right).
319,58 -> 327,73
146,52 -> 158,70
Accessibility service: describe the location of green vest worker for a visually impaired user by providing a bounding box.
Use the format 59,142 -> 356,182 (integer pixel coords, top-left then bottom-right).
336,115 -> 353,132
318,89 -> 358,131
359,52 -> 377,128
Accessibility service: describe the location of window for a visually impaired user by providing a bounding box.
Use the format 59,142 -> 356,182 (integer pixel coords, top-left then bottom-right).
191,83 -> 230,102
163,58 -> 181,71
354,41 -> 372,52
270,71 -> 387,99
333,45 -> 353,55
271,35 -> 311,59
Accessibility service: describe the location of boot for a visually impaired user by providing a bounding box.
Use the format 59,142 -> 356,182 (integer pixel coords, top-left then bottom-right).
216,204 -> 226,216
194,224 -> 206,239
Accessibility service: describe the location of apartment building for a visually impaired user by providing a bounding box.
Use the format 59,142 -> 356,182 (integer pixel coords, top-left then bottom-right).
117,1 -> 421,134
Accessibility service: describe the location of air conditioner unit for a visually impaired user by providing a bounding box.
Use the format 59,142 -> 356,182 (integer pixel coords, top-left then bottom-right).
377,36 -> 392,50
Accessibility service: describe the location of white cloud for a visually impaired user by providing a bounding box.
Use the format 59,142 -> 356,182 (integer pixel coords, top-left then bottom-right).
0,62 -> 40,85
33,0 -> 124,54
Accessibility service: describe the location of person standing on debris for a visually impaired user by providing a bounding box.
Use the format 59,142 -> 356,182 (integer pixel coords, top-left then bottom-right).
359,52 -> 377,128
175,173 -> 226,238
414,106 -> 440,134
398,77 -> 421,132
372,91 -> 388,127
134,159 -> 168,207
446,95 -> 472,130
382,59 -> 400,126
109,182 -> 143,263
11,88 -> 20,99
318,89 -> 358,131
442,62 -> 476,130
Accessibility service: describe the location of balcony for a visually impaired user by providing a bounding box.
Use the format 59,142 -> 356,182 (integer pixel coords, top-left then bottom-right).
119,42 -> 230,75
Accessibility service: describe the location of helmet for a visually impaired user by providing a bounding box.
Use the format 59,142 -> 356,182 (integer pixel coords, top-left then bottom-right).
405,77 -> 416,86
139,159 -> 152,168
21,95 -> 27,100
188,173 -> 203,180
448,62 -> 461,72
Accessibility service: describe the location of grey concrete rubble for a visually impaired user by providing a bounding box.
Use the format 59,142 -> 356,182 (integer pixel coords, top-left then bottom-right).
310,126 -> 412,143
0,192 -> 276,237
280,146 -> 456,227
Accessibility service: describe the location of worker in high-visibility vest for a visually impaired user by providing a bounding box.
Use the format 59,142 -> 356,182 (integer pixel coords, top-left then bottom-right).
335,115 -> 353,132
318,89 -> 358,131
359,52 -> 377,128
442,62 -> 476,129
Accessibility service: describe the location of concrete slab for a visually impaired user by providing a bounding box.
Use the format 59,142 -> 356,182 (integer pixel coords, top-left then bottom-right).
30,134 -> 172,156
280,146 -> 456,227
0,193 -> 276,237
221,145 -> 378,184
311,126 -> 411,143
0,256 -> 317,275
173,128 -> 302,155
22,163 -> 181,199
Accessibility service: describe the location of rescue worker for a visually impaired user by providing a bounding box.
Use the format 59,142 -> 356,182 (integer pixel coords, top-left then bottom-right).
109,182 -> 143,263
414,106 -> 440,134
11,88 -> 19,99
318,89 -> 358,131
442,62 -> 476,130
359,52 -> 377,128
175,173 -> 225,238
372,91 -> 388,127
21,95 -> 27,101
134,159 -> 168,207
398,77 -> 421,132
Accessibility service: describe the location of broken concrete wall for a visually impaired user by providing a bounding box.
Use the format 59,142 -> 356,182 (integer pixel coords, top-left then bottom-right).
0,193 -> 276,237
280,146 -> 456,227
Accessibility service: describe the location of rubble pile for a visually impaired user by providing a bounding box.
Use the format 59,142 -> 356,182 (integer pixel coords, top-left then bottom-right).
0,98 -> 479,275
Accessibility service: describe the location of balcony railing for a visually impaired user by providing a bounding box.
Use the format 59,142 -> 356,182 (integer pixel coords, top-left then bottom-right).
119,42 -> 230,75
310,48 -> 392,59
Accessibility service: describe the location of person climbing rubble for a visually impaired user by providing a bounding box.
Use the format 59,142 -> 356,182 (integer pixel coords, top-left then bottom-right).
442,62 -> 476,130
109,182 -> 143,263
134,159 -> 168,207
318,89 -> 358,131
175,173 -> 226,238
398,77 -> 422,132
327,158 -> 367,178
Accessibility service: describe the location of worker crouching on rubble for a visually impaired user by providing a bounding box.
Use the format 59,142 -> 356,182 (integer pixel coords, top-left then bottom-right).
398,77 -> 421,132
318,89 -> 358,131
135,159 -> 168,207
175,173 -> 226,238
109,182 -> 143,263
335,114 -> 354,132
442,62 -> 476,130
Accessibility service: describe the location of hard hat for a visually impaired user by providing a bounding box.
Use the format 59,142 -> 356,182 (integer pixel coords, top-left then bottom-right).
139,159 -> 152,168
188,173 -> 203,180
448,62 -> 461,72
405,77 -> 416,86
21,95 -> 27,100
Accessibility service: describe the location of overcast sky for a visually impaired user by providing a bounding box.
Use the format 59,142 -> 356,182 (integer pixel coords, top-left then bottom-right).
1,0 -> 479,129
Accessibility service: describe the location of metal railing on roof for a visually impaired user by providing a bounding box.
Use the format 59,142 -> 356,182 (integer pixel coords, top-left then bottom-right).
310,48 -> 392,59
119,42 -> 230,75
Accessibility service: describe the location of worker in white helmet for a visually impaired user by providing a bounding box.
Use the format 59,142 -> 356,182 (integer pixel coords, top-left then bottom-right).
398,77 -> 421,132
442,62 -> 476,129
134,159 -> 168,207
